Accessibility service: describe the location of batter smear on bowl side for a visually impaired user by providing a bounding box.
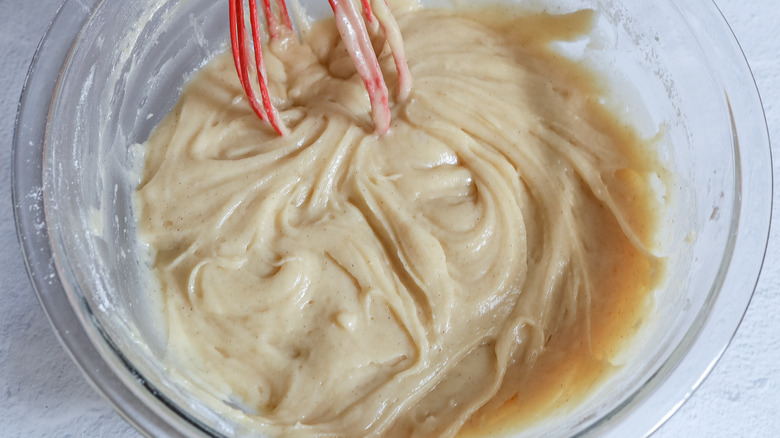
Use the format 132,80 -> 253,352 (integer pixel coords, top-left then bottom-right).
135,1 -> 668,436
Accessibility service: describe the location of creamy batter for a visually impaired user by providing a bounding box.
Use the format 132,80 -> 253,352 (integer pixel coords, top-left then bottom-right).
135,3 -> 665,437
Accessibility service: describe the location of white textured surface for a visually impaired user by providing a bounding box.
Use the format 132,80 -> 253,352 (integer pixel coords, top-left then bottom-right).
0,0 -> 776,436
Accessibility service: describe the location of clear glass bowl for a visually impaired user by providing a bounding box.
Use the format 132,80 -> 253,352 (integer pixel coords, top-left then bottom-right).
12,0 -> 771,436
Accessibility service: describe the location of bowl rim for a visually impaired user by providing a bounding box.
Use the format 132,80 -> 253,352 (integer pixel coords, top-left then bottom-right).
11,0 -> 772,437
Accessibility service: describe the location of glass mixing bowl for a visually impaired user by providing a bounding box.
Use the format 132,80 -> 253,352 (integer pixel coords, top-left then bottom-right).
12,0 -> 771,436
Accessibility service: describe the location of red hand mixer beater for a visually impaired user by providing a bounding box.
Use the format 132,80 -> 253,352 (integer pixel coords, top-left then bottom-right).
229,0 -> 412,136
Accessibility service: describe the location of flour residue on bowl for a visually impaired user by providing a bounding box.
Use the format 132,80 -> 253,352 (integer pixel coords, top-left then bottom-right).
135,2 -> 668,437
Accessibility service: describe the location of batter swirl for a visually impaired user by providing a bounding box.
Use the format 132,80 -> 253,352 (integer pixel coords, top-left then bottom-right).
136,4 -> 665,437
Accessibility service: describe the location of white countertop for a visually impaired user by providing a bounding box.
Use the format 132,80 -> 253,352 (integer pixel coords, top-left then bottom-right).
1,0 -> 777,436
